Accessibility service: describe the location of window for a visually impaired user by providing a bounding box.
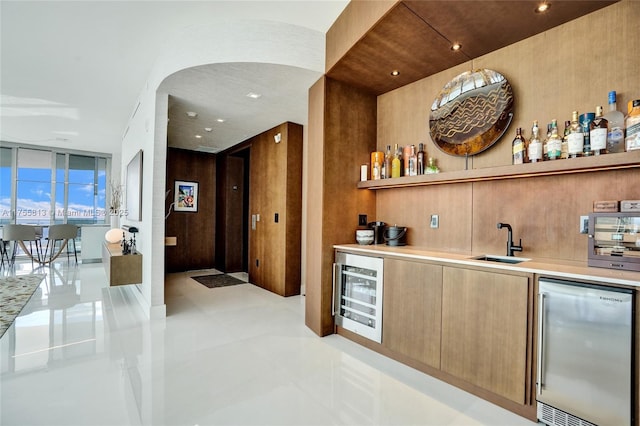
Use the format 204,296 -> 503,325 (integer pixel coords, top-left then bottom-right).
1,144 -> 110,226
0,147 -> 12,226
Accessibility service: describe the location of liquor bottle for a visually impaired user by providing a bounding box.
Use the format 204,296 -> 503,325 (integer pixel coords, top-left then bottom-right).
403,145 -> 412,176
512,127 -> 527,164
382,145 -> 392,179
626,99 -> 640,151
371,151 -> 383,180
580,112 -> 595,156
567,111 -> 584,158
417,143 -> 426,174
391,144 -> 401,178
528,120 -> 543,163
546,120 -> 562,160
561,120 -> 570,159
408,145 -> 417,176
543,123 -> 552,161
590,106 -> 608,155
603,91 -> 626,153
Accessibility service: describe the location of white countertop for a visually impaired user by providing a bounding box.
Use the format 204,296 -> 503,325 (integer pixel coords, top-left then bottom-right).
334,244 -> 640,288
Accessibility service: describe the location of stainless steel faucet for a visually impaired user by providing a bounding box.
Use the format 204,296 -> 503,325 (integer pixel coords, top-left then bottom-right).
497,222 -> 523,257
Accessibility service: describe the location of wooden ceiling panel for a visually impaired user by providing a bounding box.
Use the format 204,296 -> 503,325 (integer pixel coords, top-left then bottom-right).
326,3 -> 469,95
327,0 -> 619,95
404,0 -> 619,59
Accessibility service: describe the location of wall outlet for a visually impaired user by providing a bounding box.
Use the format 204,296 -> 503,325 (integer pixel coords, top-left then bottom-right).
359,214 -> 367,226
430,214 -> 439,229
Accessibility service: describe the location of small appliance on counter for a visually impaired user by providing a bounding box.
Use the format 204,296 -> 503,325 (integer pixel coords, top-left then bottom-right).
384,225 -> 407,246
368,221 -> 386,244
588,212 -> 640,272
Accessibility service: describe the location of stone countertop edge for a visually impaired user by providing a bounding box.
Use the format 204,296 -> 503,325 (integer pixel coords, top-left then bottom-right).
333,244 -> 640,288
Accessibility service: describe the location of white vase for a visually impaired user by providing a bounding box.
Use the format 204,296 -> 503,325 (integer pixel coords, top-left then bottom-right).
110,214 -> 119,229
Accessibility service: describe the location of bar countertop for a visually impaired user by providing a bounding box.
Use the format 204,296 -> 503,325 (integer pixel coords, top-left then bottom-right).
334,244 -> 640,288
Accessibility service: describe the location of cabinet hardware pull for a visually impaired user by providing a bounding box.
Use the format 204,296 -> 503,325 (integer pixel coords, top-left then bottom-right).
537,292 -> 546,397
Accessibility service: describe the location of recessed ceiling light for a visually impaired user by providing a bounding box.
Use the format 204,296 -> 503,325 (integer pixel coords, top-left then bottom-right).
451,43 -> 462,51
195,134 -> 202,139
216,118 -> 226,123
535,2 -> 550,13
390,70 -> 400,76
186,111 -> 198,118
246,92 -> 262,99
204,127 -> 213,132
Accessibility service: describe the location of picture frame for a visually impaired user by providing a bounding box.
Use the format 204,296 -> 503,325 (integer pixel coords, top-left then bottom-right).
174,180 -> 198,212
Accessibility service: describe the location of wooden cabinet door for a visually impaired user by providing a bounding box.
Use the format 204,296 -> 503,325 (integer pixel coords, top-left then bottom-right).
441,267 -> 529,404
383,259 -> 443,369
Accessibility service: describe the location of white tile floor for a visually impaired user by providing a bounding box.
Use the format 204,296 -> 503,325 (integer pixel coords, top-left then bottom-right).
1,260 -> 535,426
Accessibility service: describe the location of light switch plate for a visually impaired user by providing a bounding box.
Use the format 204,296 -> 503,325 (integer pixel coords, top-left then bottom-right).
430,214 -> 439,229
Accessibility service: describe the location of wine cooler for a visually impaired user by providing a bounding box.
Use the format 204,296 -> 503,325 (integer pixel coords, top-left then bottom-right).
333,252 -> 384,343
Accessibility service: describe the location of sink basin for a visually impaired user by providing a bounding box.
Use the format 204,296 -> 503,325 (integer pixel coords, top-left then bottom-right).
470,254 -> 530,264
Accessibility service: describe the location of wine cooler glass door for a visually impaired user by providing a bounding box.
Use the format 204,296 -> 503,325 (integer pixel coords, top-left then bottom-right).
334,253 -> 383,343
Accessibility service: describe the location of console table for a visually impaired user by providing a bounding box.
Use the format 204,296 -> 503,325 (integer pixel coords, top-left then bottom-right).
102,242 -> 142,286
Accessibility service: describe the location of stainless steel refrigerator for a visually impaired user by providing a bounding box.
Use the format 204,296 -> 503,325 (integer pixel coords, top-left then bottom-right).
537,278 -> 633,426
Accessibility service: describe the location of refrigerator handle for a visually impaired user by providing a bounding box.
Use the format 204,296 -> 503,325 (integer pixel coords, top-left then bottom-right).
537,292 -> 546,397
332,263 -> 341,316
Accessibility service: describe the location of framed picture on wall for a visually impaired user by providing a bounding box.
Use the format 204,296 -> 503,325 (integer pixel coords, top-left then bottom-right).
174,180 -> 198,212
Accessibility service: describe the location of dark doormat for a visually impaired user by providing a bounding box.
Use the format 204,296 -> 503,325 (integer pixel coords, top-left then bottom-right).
192,274 -> 246,288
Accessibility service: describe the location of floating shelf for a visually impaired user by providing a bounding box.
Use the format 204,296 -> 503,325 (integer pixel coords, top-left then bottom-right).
357,151 -> 640,190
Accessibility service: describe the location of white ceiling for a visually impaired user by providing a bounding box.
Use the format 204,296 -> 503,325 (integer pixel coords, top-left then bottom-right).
0,0 -> 349,156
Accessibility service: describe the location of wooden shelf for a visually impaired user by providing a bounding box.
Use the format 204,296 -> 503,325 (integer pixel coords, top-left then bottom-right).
357,151 -> 640,190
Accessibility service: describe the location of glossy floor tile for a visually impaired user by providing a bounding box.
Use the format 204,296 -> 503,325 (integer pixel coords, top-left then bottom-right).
1,260 -> 535,426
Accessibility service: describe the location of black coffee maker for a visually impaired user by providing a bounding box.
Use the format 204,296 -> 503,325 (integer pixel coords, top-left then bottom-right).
368,221 -> 386,244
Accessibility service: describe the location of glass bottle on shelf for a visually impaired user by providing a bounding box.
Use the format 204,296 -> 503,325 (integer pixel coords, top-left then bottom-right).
546,119 -> 562,160
580,112 -> 595,156
604,91 -> 626,153
382,145 -> 392,179
417,143 -> 426,175
371,151 -> 383,180
408,145 -> 417,176
512,127 -> 527,164
425,157 -> 440,174
590,106 -> 608,155
543,123 -> 551,161
567,111 -> 584,158
391,144 -> 401,178
403,145 -> 412,176
528,120 -> 543,163
561,120 -> 570,159
625,99 -> 640,151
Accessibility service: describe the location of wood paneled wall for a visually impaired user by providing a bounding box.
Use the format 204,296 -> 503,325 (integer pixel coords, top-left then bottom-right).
325,0 -> 398,71
375,0 -> 640,262
165,147 -> 216,272
248,122 -> 303,297
305,77 -> 378,336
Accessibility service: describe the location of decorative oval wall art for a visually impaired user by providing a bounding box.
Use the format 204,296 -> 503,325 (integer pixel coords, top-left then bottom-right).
429,69 -> 514,156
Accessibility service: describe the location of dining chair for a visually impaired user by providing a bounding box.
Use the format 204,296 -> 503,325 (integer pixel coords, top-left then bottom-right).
0,238 -> 9,268
46,224 -> 79,263
2,224 -> 40,267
